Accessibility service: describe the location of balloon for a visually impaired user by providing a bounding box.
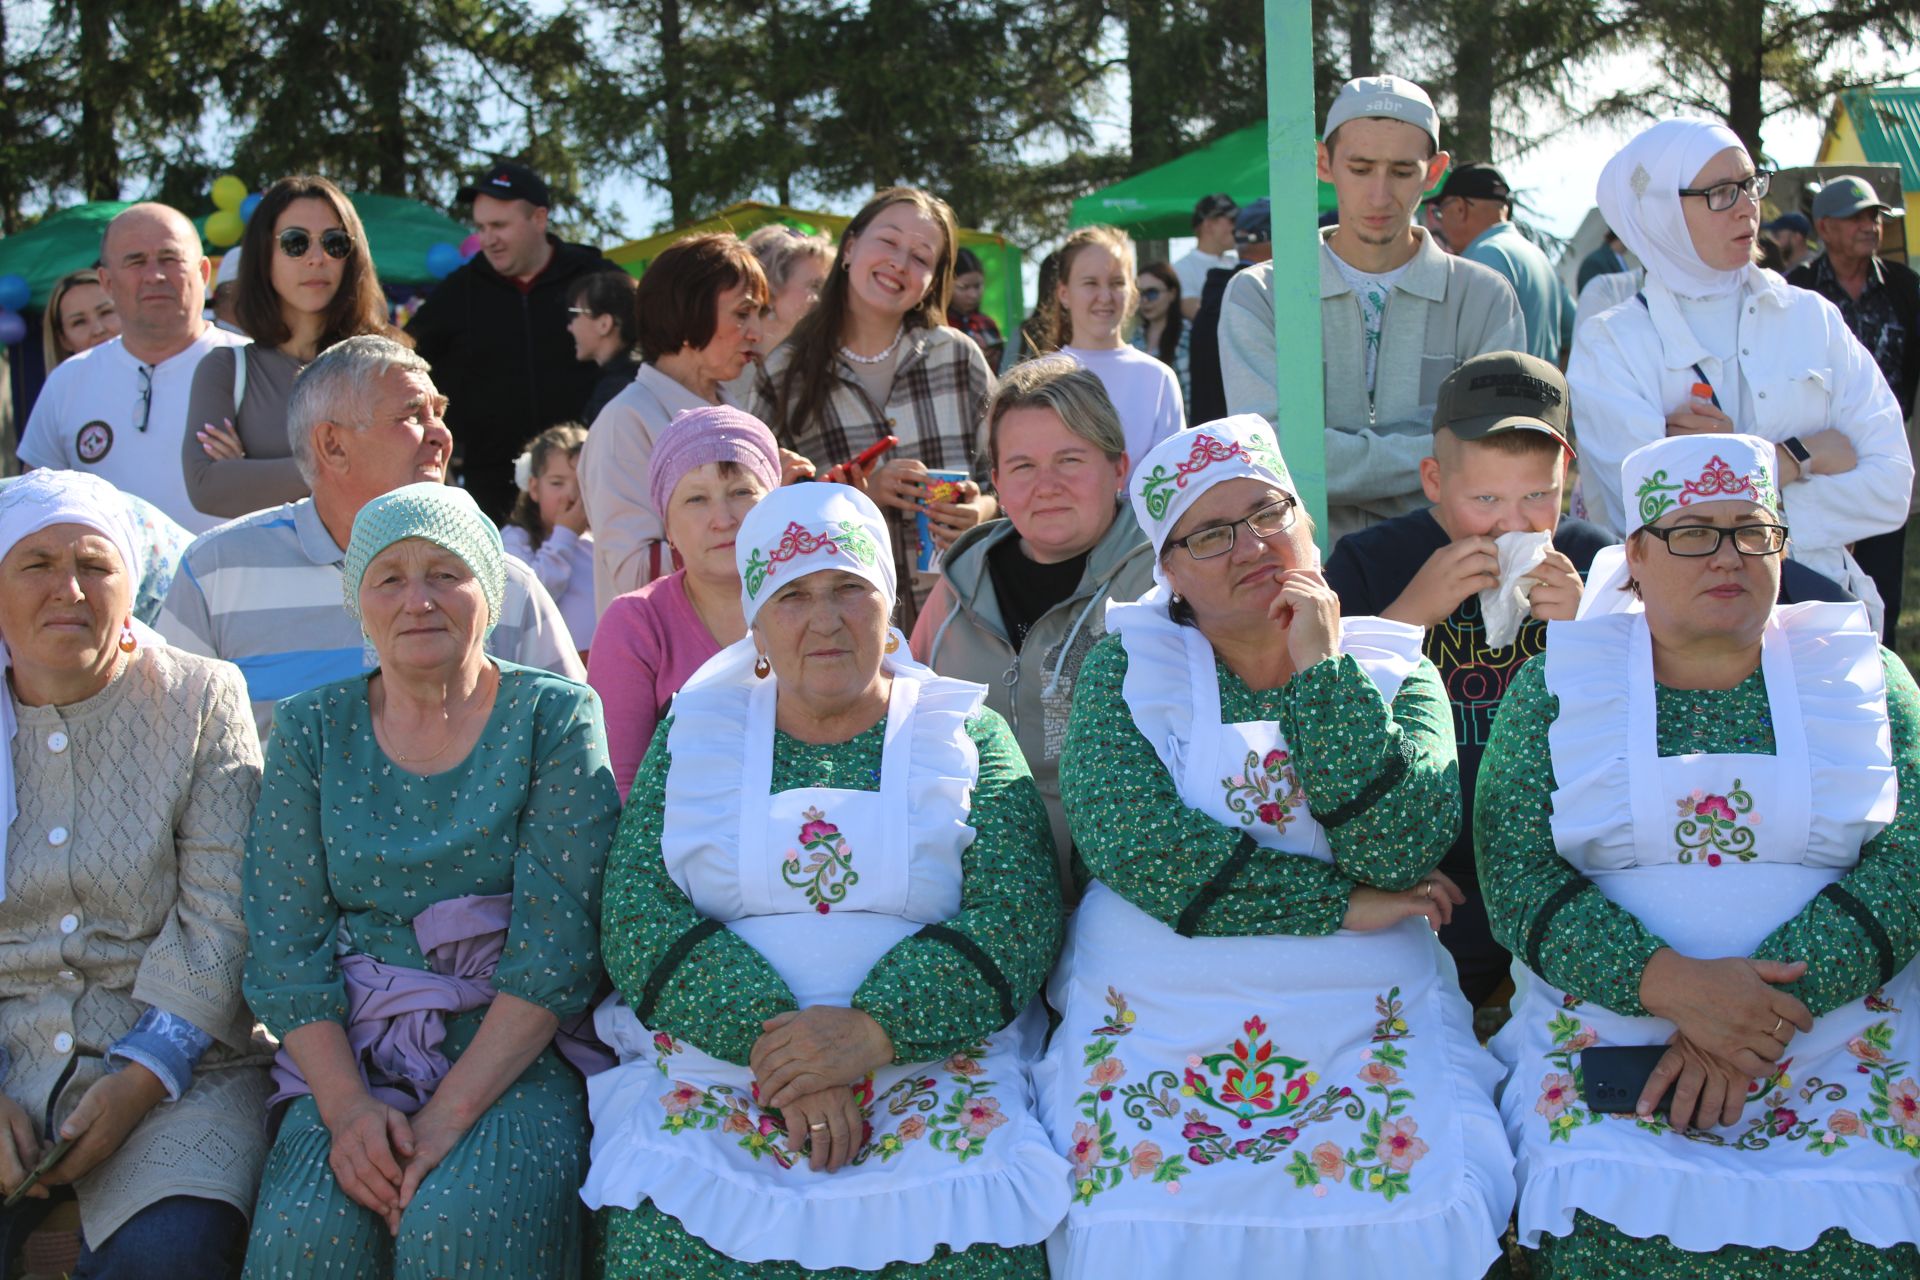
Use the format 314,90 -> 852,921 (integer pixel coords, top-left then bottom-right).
0,273 -> 28,312
426,242 -> 465,279
459,233 -> 482,260
206,209 -> 245,248
0,310 -> 26,347
211,175 -> 248,212
241,193 -> 263,220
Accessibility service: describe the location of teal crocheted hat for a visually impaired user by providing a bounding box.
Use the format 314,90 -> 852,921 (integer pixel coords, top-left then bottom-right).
342,483 -> 506,636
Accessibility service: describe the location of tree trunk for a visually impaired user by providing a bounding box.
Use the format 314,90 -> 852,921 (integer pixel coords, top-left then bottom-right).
1347,0 -> 1373,78
1721,0 -> 1766,157
1126,0 -> 1175,173
1449,2 -> 1494,162
76,0 -> 119,201
367,4 -> 411,195
660,0 -> 692,223
768,0 -> 791,205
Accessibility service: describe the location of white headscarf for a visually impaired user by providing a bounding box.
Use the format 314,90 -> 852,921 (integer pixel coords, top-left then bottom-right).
0,470 -> 149,903
1597,117 -> 1750,300
1129,416 -> 1297,591
736,482 -> 896,629
1619,432 -> 1782,530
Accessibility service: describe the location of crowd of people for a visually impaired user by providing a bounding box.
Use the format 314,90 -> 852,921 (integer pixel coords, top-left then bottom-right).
0,65 -> 1916,1280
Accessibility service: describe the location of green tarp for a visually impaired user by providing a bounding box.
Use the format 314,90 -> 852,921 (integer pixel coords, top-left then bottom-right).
0,194 -> 472,308
1071,122 -> 1337,238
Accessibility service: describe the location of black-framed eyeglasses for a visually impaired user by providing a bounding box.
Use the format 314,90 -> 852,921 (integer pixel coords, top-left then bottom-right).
1642,522 -> 1788,557
1172,497 -> 1297,560
277,227 -> 354,260
134,364 -> 152,433
1677,170 -> 1773,213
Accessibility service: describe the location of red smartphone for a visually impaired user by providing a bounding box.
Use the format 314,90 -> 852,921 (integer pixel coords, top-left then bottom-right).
848,434 -> 899,471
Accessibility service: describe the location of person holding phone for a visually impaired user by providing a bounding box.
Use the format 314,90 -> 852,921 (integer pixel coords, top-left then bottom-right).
750,188 -> 998,633
1477,431 -> 1920,1277
0,471 -> 271,1277
1040,419 -> 1514,1279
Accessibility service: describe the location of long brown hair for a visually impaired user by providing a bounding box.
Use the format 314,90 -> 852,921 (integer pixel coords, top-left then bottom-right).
763,187 -> 959,443
1136,261 -> 1185,365
41,268 -> 106,368
235,175 -> 405,353
1046,225 -> 1136,351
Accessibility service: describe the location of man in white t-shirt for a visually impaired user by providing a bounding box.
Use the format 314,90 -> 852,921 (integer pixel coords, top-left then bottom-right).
19,203 -> 246,534
1172,194 -> 1241,318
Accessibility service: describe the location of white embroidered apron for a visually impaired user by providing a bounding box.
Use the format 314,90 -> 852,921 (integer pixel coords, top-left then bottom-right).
580,640 -> 1069,1271
1491,603 -> 1918,1254
1037,603 -> 1514,1280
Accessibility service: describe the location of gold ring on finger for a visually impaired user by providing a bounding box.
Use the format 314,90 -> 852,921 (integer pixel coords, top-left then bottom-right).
1772,1016 -> 1784,1037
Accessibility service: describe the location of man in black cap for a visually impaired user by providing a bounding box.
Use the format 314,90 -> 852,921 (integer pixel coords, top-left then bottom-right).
1172,193 -> 1240,319
1427,163 -> 1572,363
1788,174 -> 1919,642
1188,199 -> 1268,422
407,160 -> 621,517
1765,212 -> 1814,272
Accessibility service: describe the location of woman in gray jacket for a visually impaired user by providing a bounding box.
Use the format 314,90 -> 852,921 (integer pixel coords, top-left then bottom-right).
910,356 -> 1154,894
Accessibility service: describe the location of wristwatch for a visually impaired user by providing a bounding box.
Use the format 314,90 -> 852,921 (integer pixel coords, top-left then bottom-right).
1781,436 -> 1813,476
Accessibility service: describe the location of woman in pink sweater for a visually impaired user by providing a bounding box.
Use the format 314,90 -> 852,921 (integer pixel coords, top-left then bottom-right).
587,407 -> 783,796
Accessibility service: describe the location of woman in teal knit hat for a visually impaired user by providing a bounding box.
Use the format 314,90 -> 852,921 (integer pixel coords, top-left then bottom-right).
241,482 -> 621,1278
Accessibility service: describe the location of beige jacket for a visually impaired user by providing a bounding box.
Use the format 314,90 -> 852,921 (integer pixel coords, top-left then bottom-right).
578,363 -> 734,617
1,645 -> 270,1246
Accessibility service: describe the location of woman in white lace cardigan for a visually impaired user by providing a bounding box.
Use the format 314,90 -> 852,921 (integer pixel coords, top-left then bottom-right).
0,470 -> 269,1277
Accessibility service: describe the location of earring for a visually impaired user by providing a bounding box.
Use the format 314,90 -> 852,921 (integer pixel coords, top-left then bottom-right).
753,653 -> 771,679
118,622 -> 137,654
884,633 -> 900,654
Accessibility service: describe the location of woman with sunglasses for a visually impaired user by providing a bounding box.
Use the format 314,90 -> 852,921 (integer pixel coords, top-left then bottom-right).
182,175 -> 406,519
1478,432 -> 1920,1277
1039,418 -> 1514,1279
1130,262 -> 1189,413
1567,118 -> 1910,633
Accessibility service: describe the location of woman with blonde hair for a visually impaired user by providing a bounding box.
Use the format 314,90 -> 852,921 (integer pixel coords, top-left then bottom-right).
40,269 -> 119,368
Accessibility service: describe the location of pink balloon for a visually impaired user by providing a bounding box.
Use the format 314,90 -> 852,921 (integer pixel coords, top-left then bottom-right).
459,234 -> 482,259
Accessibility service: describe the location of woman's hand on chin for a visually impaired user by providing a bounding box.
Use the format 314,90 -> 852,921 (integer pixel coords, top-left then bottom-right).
751,1006 -> 895,1109
1269,568 -> 1340,672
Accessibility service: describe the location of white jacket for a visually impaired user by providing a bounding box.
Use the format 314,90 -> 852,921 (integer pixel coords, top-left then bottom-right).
1567,264 -> 1912,624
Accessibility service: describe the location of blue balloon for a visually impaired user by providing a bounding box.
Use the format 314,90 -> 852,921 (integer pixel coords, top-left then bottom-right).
426,242 -> 464,279
240,193 -> 263,220
0,274 -> 28,313
0,310 -> 27,346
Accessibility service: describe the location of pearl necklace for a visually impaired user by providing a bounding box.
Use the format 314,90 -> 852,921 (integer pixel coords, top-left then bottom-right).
839,328 -> 904,365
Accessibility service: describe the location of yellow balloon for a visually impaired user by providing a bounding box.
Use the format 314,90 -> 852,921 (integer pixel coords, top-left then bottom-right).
211,175 -> 248,212
207,209 -> 245,247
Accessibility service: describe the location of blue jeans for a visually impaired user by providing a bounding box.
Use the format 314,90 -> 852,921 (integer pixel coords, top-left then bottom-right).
0,1192 -> 246,1280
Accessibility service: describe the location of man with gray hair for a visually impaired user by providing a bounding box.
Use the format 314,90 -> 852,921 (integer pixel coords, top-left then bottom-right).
19,202 -> 247,532
158,335 -> 583,736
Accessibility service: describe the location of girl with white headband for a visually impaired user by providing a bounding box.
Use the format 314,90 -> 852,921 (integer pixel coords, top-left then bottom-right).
1480,431 -> 1920,1276
1567,116 -> 1911,633
583,482 -> 1069,1275
1039,418 -> 1514,1278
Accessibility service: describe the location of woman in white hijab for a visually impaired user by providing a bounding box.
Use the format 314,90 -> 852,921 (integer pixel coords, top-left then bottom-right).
1567,117 -> 1912,632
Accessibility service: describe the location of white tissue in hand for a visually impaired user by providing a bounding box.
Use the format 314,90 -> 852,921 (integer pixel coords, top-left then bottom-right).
1477,530 -> 1552,649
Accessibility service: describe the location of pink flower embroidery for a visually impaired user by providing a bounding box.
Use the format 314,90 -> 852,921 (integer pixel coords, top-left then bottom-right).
962,1097 -> 1008,1139
1828,1109 -> 1863,1136
722,1109 -> 753,1135
660,1081 -> 704,1116
897,1116 -> 928,1142
1087,1058 -> 1126,1089
1380,1116 -> 1429,1171
1769,1107 -> 1800,1136
945,1052 -> 986,1078
784,849 -> 801,866
1695,795 -> 1737,823
652,1031 -> 679,1056
1130,1141 -> 1163,1177
1311,1140 -> 1345,1180
1262,749 -> 1288,771
1536,1072 -> 1577,1121
1849,1036 -> 1887,1063
1069,1121 -> 1100,1175
1563,1028 -> 1597,1054
1358,1061 -> 1401,1087
1889,1079 -> 1920,1136
1257,801 -> 1286,825
798,807 -> 839,844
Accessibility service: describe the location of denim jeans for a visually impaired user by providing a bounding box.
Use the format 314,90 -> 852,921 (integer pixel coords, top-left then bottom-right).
0,1192 -> 246,1280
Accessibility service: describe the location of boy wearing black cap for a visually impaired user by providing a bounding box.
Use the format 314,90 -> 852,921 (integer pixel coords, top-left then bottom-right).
1325,352 -> 1611,1007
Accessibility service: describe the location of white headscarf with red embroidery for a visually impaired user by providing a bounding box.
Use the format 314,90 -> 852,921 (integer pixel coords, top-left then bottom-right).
1620,433 -> 1782,531
736,482 -> 895,628
1129,416 -> 1296,590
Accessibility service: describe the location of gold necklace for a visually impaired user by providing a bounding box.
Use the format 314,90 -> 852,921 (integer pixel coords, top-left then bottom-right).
380,667 -> 493,763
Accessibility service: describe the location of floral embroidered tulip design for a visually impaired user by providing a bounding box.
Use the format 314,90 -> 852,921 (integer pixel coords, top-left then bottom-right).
782,806 -> 859,911
1671,781 -> 1759,865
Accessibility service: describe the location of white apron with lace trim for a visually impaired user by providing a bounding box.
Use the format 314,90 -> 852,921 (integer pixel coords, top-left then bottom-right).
1036,599 -> 1514,1280
1490,602 -> 1918,1253
580,637 -> 1069,1270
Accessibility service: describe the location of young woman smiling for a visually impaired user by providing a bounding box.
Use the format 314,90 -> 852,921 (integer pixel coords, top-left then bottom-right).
1047,226 -> 1185,481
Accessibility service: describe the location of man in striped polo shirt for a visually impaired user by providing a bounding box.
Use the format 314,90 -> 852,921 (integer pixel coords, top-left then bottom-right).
159,335 -> 584,738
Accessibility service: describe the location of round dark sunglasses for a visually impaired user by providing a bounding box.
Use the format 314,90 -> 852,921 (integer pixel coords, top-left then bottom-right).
278,227 -> 354,260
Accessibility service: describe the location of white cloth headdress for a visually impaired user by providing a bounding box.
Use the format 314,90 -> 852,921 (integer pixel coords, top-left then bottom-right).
1597,117 -> 1750,300
736,483 -> 895,628
1128,416 -> 1296,590
1620,432 -> 1782,531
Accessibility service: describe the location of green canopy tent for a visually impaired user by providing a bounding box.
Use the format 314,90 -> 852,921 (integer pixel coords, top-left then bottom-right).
0,194 -> 472,308
606,201 -> 1025,346
1070,122 -> 1338,237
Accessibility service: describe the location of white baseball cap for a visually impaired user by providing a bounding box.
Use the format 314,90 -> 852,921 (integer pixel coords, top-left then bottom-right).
1322,75 -> 1440,147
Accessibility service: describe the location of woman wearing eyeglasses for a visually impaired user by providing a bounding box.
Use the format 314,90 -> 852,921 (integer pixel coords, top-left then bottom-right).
1567,118 -> 1911,633
182,175 -> 408,519
1478,432 -> 1920,1277
1039,419 -> 1514,1279
1130,262 -> 1189,414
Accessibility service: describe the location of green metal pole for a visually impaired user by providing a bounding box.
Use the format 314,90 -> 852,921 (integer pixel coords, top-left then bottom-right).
1265,0 -> 1328,553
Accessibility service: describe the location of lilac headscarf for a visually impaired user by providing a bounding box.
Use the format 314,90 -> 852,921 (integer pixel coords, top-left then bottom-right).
647,406 -> 783,526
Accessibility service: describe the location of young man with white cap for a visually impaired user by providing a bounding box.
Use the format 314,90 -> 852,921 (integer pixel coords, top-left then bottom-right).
1219,75 -> 1524,544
